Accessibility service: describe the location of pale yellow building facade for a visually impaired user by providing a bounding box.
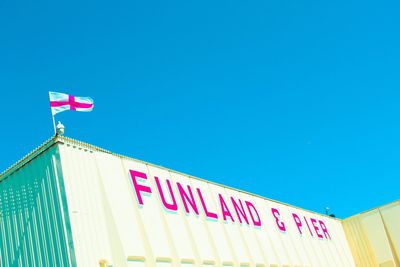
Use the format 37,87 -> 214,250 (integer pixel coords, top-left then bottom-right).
343,201 -> 400,267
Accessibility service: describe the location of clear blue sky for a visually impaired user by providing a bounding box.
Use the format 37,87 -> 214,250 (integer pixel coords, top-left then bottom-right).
1,0 -> 399,218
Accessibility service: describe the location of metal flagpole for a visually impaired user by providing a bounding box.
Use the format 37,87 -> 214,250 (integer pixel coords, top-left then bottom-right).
49,91 -> 56,135
51,114 -> 56,135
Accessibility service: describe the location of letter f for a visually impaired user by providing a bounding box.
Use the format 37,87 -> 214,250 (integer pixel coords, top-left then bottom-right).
129,170 -> 152,205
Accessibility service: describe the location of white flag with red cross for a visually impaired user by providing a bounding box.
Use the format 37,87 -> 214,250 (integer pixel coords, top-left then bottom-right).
49,91 -> 94,115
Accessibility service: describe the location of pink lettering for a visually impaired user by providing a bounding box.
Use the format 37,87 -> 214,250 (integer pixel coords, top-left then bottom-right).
219,194 -> 235,222
319,220 -> 331,240
231,198 -> 249,225
292,213 -> 302,234
197,188 -> 218,220
310,218 -> 323,238
129,170 -> 152,205
154,176 -> 178,211
271,208 -> 286,231
245,201 -> 262,227
304,216 -> 314,236
177,183 -> 199,215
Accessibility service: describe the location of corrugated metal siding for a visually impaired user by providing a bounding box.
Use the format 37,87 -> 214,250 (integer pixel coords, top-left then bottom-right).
0,145 -> 74,267
342,201 -> 400,267
58,143 -> 116,267
58,142 -> 356,267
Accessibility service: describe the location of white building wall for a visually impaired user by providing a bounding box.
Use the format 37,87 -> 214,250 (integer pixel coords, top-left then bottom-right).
57,141 -> 356,267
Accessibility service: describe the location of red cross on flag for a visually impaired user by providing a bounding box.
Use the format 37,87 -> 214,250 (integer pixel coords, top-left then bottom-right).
49,91 -> 94,115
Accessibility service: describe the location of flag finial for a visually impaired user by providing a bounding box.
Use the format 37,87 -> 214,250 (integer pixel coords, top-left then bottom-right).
56,121 -> 65,136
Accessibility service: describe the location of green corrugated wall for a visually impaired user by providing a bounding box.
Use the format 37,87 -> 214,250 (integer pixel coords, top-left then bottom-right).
0,144 -> 75,267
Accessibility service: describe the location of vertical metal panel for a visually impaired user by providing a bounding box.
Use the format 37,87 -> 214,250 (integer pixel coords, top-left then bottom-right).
343,201 -> 400,267
122,158 -> 174,264
0,145 -> 73,267
173,173 -> 218,265
58,144 -> 115,267
362,212 -> 393,263
207,184 -> 254,266
56,142 -> 356,267
189,181 -> 236,265
147,166 -> 197,263
380,204 -> 400,260
95,154 -> 149,264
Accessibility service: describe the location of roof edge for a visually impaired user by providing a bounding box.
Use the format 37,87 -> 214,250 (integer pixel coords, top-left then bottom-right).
0,136 -> 58,182
343,199 -> 400,221
4,135 -> 395,221
55,135 -> 344,221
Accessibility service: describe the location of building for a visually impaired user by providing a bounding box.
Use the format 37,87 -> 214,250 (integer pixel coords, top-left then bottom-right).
0,136 -> 398,267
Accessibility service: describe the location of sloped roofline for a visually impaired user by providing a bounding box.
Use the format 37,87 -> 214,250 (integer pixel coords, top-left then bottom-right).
0,135 -> 344,220
3,135 -> 386,221
343,199 -> 400,220
0,136 -> 58,182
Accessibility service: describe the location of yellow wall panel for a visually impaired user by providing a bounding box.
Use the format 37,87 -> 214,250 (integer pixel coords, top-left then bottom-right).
343,201 -> 400,267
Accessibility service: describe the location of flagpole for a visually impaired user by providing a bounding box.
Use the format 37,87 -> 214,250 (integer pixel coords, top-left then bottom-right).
49,91 -> 56,135
51,114 -> 56,135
